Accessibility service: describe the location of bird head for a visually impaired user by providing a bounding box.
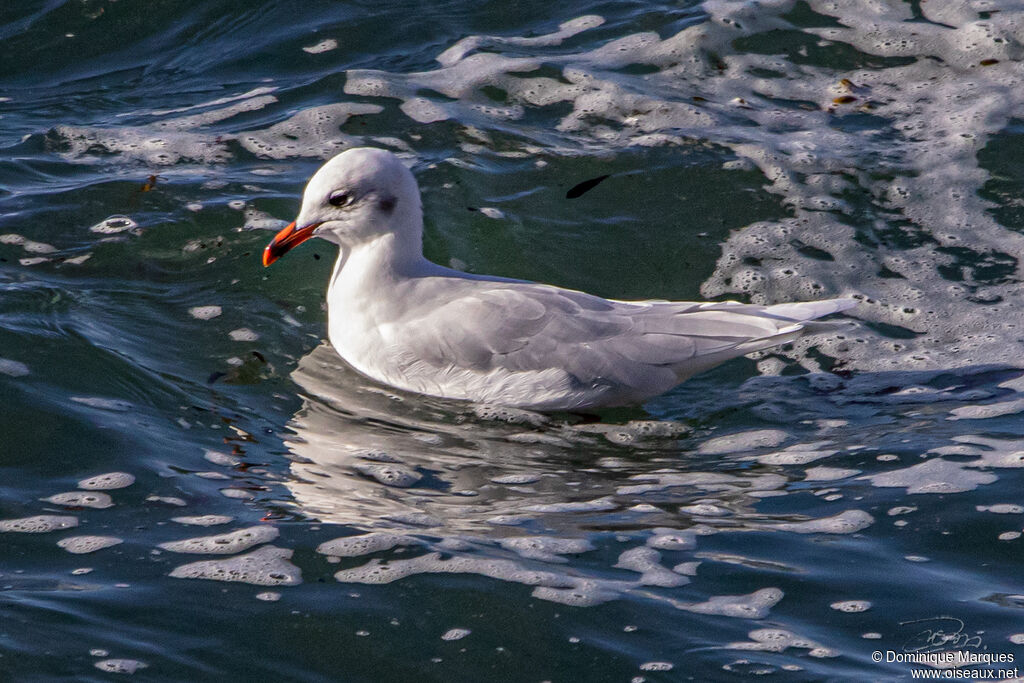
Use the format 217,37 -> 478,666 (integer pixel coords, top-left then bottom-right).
263,147 -> 421,266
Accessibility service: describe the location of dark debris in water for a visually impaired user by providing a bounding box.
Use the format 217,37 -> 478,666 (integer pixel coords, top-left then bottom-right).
140,174 -> 164,193
566,174 -> 611,199
207,352 -> 274,385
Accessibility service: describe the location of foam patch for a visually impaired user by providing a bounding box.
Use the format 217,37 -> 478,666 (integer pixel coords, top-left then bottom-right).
78,472 -> 135,490
89,216 -> 138,234
57,535 -> 123,554
188,306 -> 222,320
159,526 -> 279,554
675,588 -> 785,619
94,659 -> 147,674
499,536 -> 595,563
765,509 -> 874,534
615,547 -> 689,587
0,515 -> 79,533
333,551 -> 572,588
441,628 -> 471,641
353,463 -> 422,488
863,458 -> 997,494
169,545 -> 302,585
41,491 -> 114,509
0,358 -> 30,377
728,628 -> 836,658
317,532 -> 422,557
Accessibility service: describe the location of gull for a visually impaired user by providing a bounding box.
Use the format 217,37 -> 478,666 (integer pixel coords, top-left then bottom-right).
263,148 -> 855,411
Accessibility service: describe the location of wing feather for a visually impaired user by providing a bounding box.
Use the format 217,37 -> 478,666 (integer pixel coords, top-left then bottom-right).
385,282 -> 849,400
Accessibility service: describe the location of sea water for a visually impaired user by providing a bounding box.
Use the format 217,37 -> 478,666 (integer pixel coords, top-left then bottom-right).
2,0 -> 1024,680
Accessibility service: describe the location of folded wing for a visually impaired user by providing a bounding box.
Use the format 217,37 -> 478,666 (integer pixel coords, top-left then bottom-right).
386,281 -> 854,407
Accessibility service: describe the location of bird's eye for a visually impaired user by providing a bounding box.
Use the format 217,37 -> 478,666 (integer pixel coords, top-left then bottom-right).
328,191 -> 353,207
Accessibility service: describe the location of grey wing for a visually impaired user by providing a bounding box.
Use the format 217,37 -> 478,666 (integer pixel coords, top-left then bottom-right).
387,283 -> 848,402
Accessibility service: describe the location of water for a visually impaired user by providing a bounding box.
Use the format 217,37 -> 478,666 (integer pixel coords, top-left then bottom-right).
3,0 -> 1024,680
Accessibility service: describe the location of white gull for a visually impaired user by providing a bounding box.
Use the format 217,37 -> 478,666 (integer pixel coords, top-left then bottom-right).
263,147 -> 855,411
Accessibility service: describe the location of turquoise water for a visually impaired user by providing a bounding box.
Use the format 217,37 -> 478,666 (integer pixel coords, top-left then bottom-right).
4,1 -> 1024,680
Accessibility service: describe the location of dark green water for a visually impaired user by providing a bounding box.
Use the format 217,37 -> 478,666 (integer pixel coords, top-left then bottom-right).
3,1 -> 1024,680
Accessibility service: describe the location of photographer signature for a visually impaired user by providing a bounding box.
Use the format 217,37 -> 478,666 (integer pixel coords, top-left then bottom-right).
901,617 -> 984,653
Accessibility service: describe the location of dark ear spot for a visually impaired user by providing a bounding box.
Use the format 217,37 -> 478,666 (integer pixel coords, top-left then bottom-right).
378,194 -> 397,213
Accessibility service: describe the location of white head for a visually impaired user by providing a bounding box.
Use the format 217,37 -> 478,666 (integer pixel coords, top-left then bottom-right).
263,147 -> 423,266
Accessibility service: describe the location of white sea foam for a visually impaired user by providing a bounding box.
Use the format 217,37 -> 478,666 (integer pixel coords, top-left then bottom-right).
478,207 -> 504,220
317,532 -> 422,557
977,504 -> 1024,514
531,578 -> 625,607
333,551 -> 571,588
0,358 -> 30,377
194,472 -> 229,480
70,397 -> 132,411
0,515 -> 78,533
237,103 -> 383,160
57,536 -> 123,554
863,458 -> 997,494
673,561 -> 700,577
436,15 -> 604,67
55,94 -> 273,165
698,430 -> 789,455
756,443 -> 837,466
62,253 -> 91,265
147,495 -> 187,507
94,659 -> 147,674
490,473 -> 541,485
78,472 -> 135,490
303,38 -> 338,54
617,471 -> 785,497
89,215 -> 138,234
677,503 -> 729,517
354,463 -> 422,488
615,547 -> 689,587
159,526 -> 279,554
243,208 -> 289,232
204,450 -> 240,467
804,467 -> 860,482
499,536 -> 595,563
381,512 -> 444,528
646,530 -> 696,551
766,510 -> 874,535
949,399 -> 1024,421
830,600 -> 871,613
169,546 -> 302,585
441,628 -> 471,641
228,328 -> 259,342
171,515 -> 234,526
22,240 -> 56,253
728,628 -> 836,658
675,588 -> 784,619
521,496 -> 617,513
219,488 -> 254,500
41,491 -> 113,509
188,306 -> 222,320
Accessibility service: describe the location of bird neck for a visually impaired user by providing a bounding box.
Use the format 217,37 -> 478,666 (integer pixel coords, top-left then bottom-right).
333,230 -> 429,289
